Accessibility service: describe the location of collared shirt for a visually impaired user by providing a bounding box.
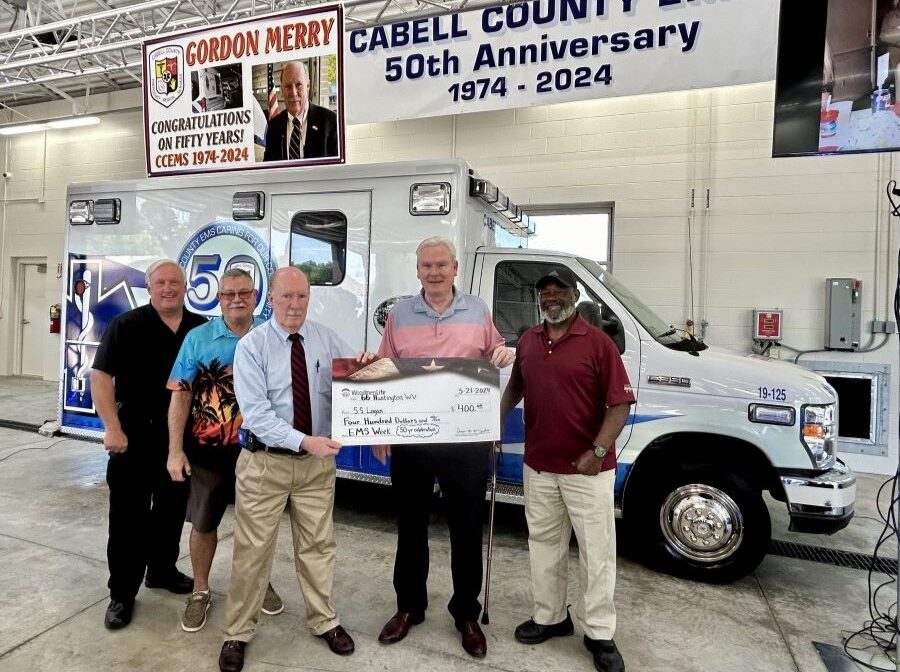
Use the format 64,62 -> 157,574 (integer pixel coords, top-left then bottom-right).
378,289 -> 503,359
233,317 -> 353,452
509,315 -> 635,474
92,303 -> 206,438
167,316 -> 264,452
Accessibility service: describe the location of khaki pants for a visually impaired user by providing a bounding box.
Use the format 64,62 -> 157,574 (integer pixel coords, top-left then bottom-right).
224,449 -> 339,642
524,465 -> 617,640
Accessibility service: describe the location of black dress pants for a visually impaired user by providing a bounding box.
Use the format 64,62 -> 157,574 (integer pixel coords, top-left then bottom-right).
389,442 -> 489,623
106,442 -> 188,603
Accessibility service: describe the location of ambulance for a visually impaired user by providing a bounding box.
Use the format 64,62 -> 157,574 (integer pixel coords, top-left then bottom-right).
60,158 -> 855,582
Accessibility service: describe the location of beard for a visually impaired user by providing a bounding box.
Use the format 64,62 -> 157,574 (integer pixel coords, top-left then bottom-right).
541,302 -> 577,324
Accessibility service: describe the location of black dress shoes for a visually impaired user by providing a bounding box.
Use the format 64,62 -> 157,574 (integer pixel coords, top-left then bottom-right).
144,569 -> 194,594
318,624 -> 355,655
584,636 -> 625,672
219,640 -> 246,672
103,599 -> 134,630
378,611 -> 424,644
456,620 -> 487,657
514,610 -> 574,644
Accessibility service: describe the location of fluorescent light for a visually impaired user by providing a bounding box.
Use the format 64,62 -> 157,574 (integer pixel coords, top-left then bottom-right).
47,116 -> 100,129
0,123 -> 48,136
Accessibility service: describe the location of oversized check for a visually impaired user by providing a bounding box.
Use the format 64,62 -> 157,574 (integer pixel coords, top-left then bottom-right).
331,357 -> 500,445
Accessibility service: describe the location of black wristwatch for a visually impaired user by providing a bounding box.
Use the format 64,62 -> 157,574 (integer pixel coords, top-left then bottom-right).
592,444 -> 608,459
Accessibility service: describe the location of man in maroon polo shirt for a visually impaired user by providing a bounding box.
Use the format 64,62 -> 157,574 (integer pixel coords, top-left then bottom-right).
500,267 -> 635,672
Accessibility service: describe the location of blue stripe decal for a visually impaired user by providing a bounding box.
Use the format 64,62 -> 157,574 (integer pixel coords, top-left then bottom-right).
502,408 -> 673,445
337,443 -> 633,496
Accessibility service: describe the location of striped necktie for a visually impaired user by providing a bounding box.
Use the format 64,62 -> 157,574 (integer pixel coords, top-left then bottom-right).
288,333 -> 312,435
289,118 -> 303,160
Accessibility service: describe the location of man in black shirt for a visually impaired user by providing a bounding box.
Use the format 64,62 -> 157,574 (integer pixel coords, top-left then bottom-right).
91,259 -> 207,630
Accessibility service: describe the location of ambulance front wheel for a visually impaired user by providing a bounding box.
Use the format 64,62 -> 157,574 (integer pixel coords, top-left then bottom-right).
638,469 -> 770,584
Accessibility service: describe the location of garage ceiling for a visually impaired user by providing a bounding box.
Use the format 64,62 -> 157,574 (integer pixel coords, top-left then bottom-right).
0,0 -> 504,112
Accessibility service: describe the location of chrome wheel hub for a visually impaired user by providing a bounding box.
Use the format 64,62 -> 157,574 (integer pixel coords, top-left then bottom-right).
659,484 -> 744,563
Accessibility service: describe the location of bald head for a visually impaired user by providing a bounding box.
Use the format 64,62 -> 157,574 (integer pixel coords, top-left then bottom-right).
268,267 -> 310,333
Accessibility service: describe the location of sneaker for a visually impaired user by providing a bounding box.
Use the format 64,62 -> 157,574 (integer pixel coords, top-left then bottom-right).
261,583 -> 283,616
181,591 -> 211,632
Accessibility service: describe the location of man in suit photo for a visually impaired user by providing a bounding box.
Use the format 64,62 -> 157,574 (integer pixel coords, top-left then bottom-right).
263,60 -> 339,161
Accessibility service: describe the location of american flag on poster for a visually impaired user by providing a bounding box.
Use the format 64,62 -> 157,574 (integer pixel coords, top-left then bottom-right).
267,63 -> 278,120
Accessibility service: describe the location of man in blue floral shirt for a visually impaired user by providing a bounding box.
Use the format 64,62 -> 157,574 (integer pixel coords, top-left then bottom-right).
167,268 -> 281,632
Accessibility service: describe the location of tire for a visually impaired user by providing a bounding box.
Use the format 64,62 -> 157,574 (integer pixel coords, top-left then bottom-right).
635,469 -> 770,583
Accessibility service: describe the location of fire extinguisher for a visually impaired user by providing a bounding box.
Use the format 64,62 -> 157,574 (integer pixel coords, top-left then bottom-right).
49,303 -> 61,334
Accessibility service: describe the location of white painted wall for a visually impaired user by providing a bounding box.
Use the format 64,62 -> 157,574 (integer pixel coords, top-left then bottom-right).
0,82 -> 894,474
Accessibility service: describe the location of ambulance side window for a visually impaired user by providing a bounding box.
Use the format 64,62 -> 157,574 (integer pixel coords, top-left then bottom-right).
290,212 -> 347,285
492,261 -> 624,354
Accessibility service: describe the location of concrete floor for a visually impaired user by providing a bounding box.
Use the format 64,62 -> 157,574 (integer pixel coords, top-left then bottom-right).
0,376 -> 894,672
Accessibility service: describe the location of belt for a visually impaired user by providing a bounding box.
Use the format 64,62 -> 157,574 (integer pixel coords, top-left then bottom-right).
243,433 -> 308,457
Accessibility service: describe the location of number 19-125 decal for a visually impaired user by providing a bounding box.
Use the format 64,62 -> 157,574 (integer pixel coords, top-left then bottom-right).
757,386 -> 787,402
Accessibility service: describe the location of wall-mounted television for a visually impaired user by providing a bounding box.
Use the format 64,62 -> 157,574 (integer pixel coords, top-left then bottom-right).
773,0 -> 900,157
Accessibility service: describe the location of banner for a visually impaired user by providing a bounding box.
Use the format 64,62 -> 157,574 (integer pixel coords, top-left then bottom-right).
331,357 -> 500,445
345,0 -> 778,124
142,5 -> 344,176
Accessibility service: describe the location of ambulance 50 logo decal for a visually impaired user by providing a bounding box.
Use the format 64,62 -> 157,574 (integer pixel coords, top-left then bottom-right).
148,45 -> 184,108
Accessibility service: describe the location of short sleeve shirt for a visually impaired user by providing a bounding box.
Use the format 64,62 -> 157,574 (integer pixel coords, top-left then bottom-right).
509,315 -> 635,474
378,289 -> 504,358
92,303 -> 206,439
167,316 -> 264,454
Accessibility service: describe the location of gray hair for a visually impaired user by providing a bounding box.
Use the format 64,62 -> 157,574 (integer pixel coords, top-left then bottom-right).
145,259 -> 185,285
221,267 -> 254,283
416,236 -> 457,261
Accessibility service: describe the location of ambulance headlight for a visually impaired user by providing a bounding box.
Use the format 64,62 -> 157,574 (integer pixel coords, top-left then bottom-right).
800,403 -> 836,469
69,200 -> 93,225
748,404 -> 795,426
93,198 -> 121,225
233,191 -> 265,220
410,183 -> 450,215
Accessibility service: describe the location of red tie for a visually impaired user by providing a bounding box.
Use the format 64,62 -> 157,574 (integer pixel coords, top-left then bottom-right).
289,333 -> 312,435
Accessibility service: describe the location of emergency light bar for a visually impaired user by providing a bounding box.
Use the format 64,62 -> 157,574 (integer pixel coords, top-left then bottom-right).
469,176 -> 532,237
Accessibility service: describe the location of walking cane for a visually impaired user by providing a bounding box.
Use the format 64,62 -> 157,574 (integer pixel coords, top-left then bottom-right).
481,440 -> 499,625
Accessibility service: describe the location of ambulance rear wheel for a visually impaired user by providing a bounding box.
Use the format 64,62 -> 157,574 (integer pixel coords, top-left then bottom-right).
638,469 -> 770,583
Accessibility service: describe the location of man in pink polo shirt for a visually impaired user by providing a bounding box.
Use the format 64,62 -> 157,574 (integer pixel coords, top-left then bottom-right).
373,236 -> 514,658
500,266 -> 634,672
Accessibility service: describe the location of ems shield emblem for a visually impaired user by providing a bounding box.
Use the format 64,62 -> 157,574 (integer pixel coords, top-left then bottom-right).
148,45 -> 184,108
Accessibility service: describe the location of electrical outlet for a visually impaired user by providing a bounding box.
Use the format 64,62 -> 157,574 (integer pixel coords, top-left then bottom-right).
872,320 -> 897,334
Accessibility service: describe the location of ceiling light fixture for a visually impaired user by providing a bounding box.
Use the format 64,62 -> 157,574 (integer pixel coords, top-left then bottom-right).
0,115 -> 100,135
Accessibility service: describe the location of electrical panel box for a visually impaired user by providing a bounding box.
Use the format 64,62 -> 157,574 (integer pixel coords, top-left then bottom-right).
752,309 -> 783,341
825,278 -> 861,350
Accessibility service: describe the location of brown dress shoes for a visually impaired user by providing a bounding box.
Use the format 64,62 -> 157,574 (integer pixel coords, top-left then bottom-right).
378,611 -> 425,644
318,624 -> 355,655
456,620 -> 487,657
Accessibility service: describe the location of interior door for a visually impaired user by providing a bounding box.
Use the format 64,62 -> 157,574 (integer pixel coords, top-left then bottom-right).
18,263 -> 46,377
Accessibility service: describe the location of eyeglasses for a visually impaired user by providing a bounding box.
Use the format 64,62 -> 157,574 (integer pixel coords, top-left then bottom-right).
218,289 -> 254,300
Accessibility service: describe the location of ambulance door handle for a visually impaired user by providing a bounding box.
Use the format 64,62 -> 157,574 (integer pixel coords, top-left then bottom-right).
21,318 -> 30,325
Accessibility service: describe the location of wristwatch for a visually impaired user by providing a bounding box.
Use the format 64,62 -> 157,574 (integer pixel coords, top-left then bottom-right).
592,444 -> 608,459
